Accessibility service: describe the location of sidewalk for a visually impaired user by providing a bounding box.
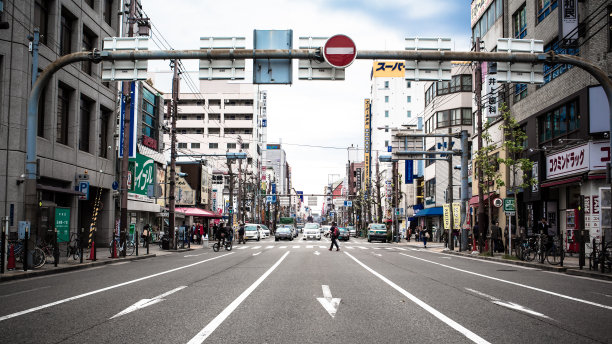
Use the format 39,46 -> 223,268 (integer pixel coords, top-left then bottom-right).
0,241 -> 208,283
388,239 -> 612,282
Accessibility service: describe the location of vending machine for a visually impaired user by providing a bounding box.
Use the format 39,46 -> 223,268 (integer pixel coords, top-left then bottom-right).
566,209 -> 579,253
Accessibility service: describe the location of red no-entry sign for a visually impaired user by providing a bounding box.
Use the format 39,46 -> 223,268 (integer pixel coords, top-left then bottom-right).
323,34 -> 357,68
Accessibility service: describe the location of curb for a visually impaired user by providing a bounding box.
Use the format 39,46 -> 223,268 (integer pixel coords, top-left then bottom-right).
0,254 -> 157,283
441,250 -> 612,280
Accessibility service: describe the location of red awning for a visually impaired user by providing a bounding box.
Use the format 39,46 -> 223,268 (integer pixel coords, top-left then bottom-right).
175,207 -> 222,218
469,193 -> 496,205
540,176 -> 581,188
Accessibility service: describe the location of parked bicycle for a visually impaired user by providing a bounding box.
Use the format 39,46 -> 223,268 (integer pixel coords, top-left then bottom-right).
545,236 -> 564,265
66,233 -> 81,260
109,235 -> 135,256
589,240 -> 612,272
7,239 -> 45,268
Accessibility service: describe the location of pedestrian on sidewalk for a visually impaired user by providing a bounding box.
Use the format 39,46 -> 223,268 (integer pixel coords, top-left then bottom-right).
423,227 -> 429,248
329,221 -> 340,251
238,222 -> 245,244
491,221 -> 502,253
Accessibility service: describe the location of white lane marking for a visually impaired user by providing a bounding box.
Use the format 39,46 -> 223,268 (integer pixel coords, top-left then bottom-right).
357,246 -> 368,250
0,253 -> 233,322
317,285 -> 341,318
542,271 -> 612,284
410,248 -> 418,251
399,253 -> 612,311
373,253 -> 382,257
306,245 -> 313,248
373,247 -> 382,250
266,246 -> 274,249
111,262 -> 129,266
439,257 -> 452,259
251,246 -> 261,250
346,246 -> 354,250
184,253 -> 207,257
293,245 -> 300,249
385,248 -> 394,250
397,248 -> 407,251
0,286 -> 51,298
187,252 -> 290,343
314,251 -> 320,256
253,252 -> 261,256
237,247 -> 248,250
110,286 -> 186,319
319,245 -> 327,249
345,252 -> 489,344
424,251 -> 537,271
464,288 -> 550,319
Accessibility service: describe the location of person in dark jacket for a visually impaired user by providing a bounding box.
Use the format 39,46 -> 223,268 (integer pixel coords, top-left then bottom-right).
491,221 -> 502,252
329,222 -> 340,251
238,222 -> 245,244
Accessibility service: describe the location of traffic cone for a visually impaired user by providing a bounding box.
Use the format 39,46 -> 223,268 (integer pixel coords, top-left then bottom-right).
88,240 -> 95,261
7,244 -> 16,270
112,240 -> 118,258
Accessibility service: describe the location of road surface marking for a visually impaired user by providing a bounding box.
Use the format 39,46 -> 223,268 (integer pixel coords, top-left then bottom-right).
396,248 -> 407,251
465,288 -> 550,319
280,246 -> 287,249
373,253 -> 382,257
110,286 -> 186,319
0,253 -> 233,322
0,286 -> 51,298
111,262 -> 129,265
314,251 -> 320,255
187,252 -> 290,343
306,245 -> 313,248
184,253 -> 207,257
266,246 -> 274,249
346,246 -> 354,249
345,252 -> 490,344
293,245 -> 300,249
237,247 -> 248,250
424,251 -> 537,270
399,253 -> 612,311
251,246 -> 261,250
357,246 -> 368,250
253,252 -> 261,256
385,248 -> 394,250
410,248 -> 418,251
317,285 -> 341,318
542,271 -> 612,284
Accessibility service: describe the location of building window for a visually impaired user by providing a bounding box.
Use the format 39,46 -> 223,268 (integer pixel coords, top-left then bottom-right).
34,0 -> 49,45
56,84 -> 71,145
407,110 -> 411,118
99,107 -> 111,158
407,96 -> 411,103
406,81 -> 411,88
542,38 -> 579,85
103,0 -> 113,26
209,142 -> 218,149
514,84 -> 528,102
384,126 -> 389,133
472,0 -> 503,39
209,128 -> 220,135
384,110 -> 389,118
79,96 -> 93,152
142,87 -> 158,140
425,83 -> 436,106
60,8 -> 75,56
425,178 -> 436,198
177,143 -> 187,149
227,143 -> 237,149
384,140 -> 389,148
435,108 -> 472,128
513,4 -> 527,38
537,0 -> 557,23
196,129 -> 202,134
191,143 -> 200,149
242,143 -> 250,149
81,26 -> 96,75
538,99 -> 579,143
437,75 -> 472,96
196,115 -> 202,120
385,96 -> 389,103
384,81 -> 389,89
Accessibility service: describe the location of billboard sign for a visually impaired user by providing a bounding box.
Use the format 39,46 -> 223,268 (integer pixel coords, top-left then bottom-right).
364,99 -> 372,192
119,82 -> 138,158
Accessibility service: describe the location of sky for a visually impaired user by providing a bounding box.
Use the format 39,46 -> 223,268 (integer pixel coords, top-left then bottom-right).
142,0 -> 472,196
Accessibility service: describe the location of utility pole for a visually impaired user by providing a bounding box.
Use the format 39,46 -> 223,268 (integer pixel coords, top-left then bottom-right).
168,60 -> 179,250
392,160 -> 398,242
460,130 -> 469,251
119,0 -> 137,256
237,137 -> 243,224
475,38 -> 486,253
375,152 -> 382,223
447,130 -> 455,251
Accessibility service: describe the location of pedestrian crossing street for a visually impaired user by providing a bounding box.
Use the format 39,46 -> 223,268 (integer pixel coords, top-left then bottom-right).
233,242 -> 411,252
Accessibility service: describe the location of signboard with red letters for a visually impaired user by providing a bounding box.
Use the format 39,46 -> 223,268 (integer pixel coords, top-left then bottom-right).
546,142 -> 610,179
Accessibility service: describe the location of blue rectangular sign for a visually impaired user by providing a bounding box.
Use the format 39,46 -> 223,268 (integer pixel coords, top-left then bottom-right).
271,183 -> 276,194
405,160 -> 414,184
297,191 -> 303,202
253,30 -> 293,84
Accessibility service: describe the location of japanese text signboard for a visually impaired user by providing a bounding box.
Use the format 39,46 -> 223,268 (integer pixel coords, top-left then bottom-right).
128,153 -> 155,201
55,207 -> 70,243
373,61 -> 405,77
546,144 -> 589,179
364,99 -> 372,192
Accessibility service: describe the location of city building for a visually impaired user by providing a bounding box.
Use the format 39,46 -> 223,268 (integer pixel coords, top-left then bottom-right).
0,1 -> 120,242
420,63 -> 474,241
471,0 -> 611,250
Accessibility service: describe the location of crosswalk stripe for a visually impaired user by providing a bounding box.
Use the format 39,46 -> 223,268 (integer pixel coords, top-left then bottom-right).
306,245 -> 313,248
293,245 -> 300,249
237,247 -> 248,250
280,246 -> 287,249
266,246 -> 274,249
251,246 -> 261,250
385,248 -> 394,250
397,248 -> 407,251
346,246 -> 353,249
357,246 -> 367,249
319,245 -> 327,249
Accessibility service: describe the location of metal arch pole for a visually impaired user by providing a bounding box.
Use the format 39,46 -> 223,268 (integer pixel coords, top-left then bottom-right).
460,130 -> 469,252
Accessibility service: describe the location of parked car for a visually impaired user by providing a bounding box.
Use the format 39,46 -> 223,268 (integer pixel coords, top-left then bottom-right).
244,224 -> 261,241
338,227 -> 350,241
260,224 -> 271,238
275,227 -> 293,241
302,223 -> 321,240
367,223 -> 388,243
347,226 -> 356,237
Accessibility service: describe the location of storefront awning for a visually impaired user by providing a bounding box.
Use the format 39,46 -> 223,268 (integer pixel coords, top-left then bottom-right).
540,176 -> 582,188
175,207 -> 222,218
37,184 -> 85,196
128,200 -> 161,213
469,193 -> 496,205
414,207 -> 443,217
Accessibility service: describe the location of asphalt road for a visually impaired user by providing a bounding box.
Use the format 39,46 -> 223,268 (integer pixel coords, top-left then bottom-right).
1,235 -> 611,344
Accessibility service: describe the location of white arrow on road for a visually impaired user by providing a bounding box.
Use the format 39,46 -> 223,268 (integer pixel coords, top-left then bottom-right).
314,251 -> 320,256
317,285 -> 341,318
110,286 -> 186,319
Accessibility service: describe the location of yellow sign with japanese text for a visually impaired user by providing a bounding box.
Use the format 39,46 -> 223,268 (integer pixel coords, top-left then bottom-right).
443,203 -> 461,230
443,204 -> 451,230
372,61 -> 405,77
